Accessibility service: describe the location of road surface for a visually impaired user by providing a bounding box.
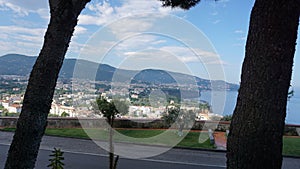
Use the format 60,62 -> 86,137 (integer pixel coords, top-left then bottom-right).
0,131 -> 299,169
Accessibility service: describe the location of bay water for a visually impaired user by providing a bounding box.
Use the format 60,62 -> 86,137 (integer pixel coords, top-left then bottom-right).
200,88 -> 300,125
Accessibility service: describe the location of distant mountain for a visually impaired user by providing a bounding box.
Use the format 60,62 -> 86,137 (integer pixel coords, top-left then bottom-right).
0,54 -> 36,76
0,54 -> 239,90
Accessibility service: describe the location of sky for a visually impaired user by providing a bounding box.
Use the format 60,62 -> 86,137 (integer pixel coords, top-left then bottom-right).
0,0 -> 299,87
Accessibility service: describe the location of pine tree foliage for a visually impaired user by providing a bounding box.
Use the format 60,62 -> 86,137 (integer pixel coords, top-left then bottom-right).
159,0 -> 201,10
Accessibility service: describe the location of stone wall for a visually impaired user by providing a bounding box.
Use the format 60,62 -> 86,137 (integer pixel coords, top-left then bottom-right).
0,117 -> 230,130
0,117 -> 298,136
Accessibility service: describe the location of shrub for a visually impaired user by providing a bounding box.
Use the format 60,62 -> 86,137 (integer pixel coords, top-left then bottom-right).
48,148 -> 64,169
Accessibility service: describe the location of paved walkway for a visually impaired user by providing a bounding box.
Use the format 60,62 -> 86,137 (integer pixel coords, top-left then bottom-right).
213,132 -> 227,150
0,131 -> 299,169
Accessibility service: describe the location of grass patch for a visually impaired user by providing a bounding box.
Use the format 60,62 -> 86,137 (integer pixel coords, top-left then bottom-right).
45,128 -> 90,138
116,129 -> 164,138
283,136 -> 300,157
2,128 -> 299,156
177,132 -> 213,149
1,127 -> 214,149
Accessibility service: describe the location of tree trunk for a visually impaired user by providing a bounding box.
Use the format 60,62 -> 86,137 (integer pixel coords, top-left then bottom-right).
4,1 -> 90,169
109,120 -> 114,169
227,0 -> 299,169
109,117 -> 119,169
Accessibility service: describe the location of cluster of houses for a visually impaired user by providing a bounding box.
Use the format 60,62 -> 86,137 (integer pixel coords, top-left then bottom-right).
0,95 -> 23,114
99,93 -> 213,120
0,92 -> 217,120
0,94 -> 76,117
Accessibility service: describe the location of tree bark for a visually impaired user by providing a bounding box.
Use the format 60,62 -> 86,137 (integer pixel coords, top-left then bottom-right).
227,0 -> 299,169
4,0 -> 90,168
109,116 -> 119,169
109,119 -> 114,169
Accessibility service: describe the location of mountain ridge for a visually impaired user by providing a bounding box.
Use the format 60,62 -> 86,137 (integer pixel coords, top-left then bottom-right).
0,54 -> 239,90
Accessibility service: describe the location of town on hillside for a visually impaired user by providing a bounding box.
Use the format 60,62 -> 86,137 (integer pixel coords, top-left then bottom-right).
0,75 -> 223,120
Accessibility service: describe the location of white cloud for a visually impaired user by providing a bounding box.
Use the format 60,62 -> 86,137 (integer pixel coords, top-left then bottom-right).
36,8 -> 50,20
15,34 -> 43,43
238,36 -> 247,41
218,0 -> 230,3
0,25 -> 88,57
205,60 -> 228,65
0,0 -> 48,17
211,11 -> 218,16
79,1 -> 115,25
233,43 -> 243,47
68,41 -> 86,56
0,40 -> 41,56
116,49 -> 194,75
116,45 -> 224,65
87,1 -> 114,16
159,46 -> 221,64
78,0 -> 177,26
0,25 -> 46,36
233,30 -> 247,46
212,19 -> 221,24
234,30 -> 244,34
0,26 -> 46,56
107,18 -> 155,41
78,40 -> 117,60
112,46 -> 226,77
78,14 -> 102,25
0,0 -> 183,58
74,26 -> 88,36
0,1 -> 28,16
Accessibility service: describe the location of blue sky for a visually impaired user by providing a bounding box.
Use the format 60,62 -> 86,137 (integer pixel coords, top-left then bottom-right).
0,0 -> 299,87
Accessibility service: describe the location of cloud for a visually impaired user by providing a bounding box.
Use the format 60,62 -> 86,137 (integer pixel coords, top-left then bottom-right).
233,30 -> 247,46
116,49 -> 195,75
107,17 -> 154,39
234,30 -> 244,34
205,60 -> 228,65
212,19 -> 221,24
78,14 -> 102,25
111,46 -> 227,77
159,46 -> 221,64
118,45 -> 224,65
233,43 -> 244,47
36,8 -> 50,20
218,0 -> 230,3
211,11 -> 218,16
0,1 -> 28,16
0,40 -> 41,56
238,36 -> 247,41
79,1 -> 114,25
0,26 -> 46,56
0,0 -> 182,58
0,0 -> 48,17
0,25 -> 88,57
218,0 -> 230,8
74,26 -> 88,36
78,0 -> 177,26
0,25 -> 46,37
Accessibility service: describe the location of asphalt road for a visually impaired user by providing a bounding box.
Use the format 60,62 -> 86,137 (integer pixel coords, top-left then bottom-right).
0,144 -> 226,169
0,131 -> 299,169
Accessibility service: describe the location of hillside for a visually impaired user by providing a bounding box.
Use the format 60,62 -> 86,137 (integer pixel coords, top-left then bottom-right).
0,54 -> 239,90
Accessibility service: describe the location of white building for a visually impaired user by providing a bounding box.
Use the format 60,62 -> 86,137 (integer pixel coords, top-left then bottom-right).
50,102 -> 76,117
7,104 -> 22,113
1,100 -> 10,109
0,100 -> 22,113
128,106 -> 153,117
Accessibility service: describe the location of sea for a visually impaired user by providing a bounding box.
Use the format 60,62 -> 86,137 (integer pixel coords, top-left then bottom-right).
199,88 -> 300,125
